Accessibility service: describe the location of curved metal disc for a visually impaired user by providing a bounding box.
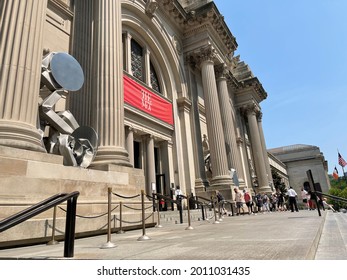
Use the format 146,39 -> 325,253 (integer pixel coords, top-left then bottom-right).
71,126 -> 98,151
50,52 -> 84,91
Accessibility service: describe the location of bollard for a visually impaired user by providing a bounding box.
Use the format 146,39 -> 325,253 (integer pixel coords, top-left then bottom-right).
137,190 -> 151,241
101,187 -> 116,249
117,201 -> 125,234
185,197 -> 194,230
47,206 -> 59,245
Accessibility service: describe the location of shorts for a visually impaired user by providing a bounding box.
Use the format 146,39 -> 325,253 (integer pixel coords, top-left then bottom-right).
303,199 -> 307,203
236,202 -> 243,208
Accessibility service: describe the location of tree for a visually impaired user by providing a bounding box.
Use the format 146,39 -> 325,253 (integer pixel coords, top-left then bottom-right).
328,175 -> 347,210
271,169 -> 287,195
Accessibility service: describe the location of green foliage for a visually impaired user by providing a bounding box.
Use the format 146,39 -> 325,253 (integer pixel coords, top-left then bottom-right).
272,169 -> 287,194
328,175 -> 347,210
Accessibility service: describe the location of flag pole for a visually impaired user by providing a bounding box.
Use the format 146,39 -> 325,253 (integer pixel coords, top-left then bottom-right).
338,149 -> 347,183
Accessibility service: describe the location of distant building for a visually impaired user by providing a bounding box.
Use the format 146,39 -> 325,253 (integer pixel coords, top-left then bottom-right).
268,144 -> 331,196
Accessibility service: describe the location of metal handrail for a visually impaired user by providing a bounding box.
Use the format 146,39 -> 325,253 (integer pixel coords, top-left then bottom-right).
316,191 -> 347,204
0,191 -> 80,258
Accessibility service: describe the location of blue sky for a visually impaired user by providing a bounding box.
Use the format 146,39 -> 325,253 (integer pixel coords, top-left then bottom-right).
214,0 -> 347,174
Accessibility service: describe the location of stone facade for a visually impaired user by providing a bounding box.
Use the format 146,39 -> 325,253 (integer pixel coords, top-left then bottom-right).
0,0 -> 274,244
269,144 -> 331,197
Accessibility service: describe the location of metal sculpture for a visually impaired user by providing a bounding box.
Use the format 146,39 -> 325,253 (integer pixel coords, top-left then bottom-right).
39,52 -> 98,168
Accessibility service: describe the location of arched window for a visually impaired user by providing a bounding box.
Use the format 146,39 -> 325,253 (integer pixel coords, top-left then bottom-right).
126,36 -> 163,95
131,39 -> 144,81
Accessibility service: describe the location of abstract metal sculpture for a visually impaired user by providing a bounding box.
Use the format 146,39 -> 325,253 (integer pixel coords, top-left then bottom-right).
39,52 -> 98,168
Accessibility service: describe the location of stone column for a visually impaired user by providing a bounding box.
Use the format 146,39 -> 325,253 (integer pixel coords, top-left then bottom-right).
186,68 -> 209,190
70,0 -> 93,126
91,0 -> 131,167
125,126 -> 134,167
145,134 -> 156,194
257,112 -> 274,188
0,0 -> 47,152
198,47 -> 232,188
215,65 -> 244,185
245,104 -> 271,193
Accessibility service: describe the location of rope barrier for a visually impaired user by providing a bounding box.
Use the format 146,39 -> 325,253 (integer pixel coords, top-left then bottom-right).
111,191 -> 140,199
57,205 -> 119,219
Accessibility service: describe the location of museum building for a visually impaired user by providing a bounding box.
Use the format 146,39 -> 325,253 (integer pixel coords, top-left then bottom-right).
0,0 -> 276,244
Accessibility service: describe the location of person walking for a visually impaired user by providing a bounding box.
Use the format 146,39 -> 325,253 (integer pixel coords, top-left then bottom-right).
287,186 -> 299,212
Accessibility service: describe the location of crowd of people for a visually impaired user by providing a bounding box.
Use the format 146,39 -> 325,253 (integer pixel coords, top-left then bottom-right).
214,186 -> 336,216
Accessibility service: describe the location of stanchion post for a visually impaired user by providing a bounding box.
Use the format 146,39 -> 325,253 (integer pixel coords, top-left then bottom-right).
185,196 -> 194,230
155,194 -> 163,228
47,206 -> 59,245
101,187 -> 116,249
117,201 -> 125,234
137,190 -> 151,241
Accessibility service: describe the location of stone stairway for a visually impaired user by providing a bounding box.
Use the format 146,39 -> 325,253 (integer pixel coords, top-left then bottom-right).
158,208 -> 217,225
315,211 -> 347,259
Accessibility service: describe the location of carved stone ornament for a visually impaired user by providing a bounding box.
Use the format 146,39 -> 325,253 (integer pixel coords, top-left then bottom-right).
145,0 -> 159,18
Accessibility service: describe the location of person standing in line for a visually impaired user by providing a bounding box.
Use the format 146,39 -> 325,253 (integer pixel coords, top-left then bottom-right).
276,190 -> 284,211
287,186 -> 299,212
216,190 -> 227,216
234,188 -> 244,215
262,193 -> 270,213
243,189 -> 253,214
255,193 -> 263,214
175,186 -> 183,211
301,187 -> 309,210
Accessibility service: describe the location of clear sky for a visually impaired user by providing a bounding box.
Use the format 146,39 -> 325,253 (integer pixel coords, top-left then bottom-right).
214,0 -> 347,175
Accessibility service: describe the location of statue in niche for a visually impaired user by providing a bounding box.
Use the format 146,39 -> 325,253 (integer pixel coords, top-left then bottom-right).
39,52 -> 98,168
202,134 -> 212,180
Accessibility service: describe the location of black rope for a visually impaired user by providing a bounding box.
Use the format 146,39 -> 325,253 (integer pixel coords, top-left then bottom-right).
123,204 -> 142,211
57,205 -> 119,219
113,212 -> 154,224
112,191 -> 140,199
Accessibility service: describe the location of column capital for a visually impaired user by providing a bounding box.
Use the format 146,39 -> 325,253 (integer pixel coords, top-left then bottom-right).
257,111 -> 263,121
215,63 -> 229,80
186,45 -> 217,69
241,102 -> 260,117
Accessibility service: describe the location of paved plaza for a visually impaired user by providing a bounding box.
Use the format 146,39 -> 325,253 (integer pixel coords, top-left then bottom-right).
0,209 -> 346,260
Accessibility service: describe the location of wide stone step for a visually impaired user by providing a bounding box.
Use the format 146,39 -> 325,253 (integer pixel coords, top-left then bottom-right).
315,211 -> 347,259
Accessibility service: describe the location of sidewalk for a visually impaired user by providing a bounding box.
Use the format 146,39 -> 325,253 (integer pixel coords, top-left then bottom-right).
2,209 -> 344,260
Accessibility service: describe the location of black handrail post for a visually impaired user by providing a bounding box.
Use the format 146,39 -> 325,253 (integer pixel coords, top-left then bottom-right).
306,170 -> 322,217
63,195 -> 78,258
178,198 -> 183,224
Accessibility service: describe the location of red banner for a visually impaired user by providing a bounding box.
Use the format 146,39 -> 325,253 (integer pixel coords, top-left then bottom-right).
123,75 -> 174,125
